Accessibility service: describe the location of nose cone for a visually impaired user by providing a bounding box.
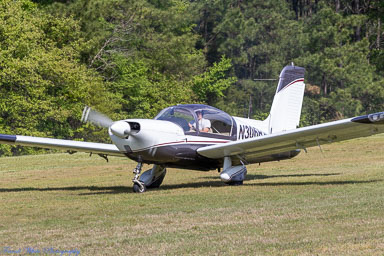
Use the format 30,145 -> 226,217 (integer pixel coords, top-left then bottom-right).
110,121 -> 131,138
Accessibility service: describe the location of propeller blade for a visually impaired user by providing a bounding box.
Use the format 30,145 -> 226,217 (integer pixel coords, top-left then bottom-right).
81,106 -> 114,128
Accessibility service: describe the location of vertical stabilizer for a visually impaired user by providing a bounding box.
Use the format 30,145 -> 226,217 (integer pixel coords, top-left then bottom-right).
266,65 -> 305,134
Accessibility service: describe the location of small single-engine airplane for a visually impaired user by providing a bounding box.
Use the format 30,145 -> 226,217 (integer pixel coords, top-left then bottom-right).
1,65 -> 383,192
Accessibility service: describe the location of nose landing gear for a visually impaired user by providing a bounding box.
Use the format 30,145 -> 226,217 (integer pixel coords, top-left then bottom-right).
132,162 -> 146,193
132,163 -> 167,193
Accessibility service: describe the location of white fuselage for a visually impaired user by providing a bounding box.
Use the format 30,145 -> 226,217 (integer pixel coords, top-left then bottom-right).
107,115 -> 287,170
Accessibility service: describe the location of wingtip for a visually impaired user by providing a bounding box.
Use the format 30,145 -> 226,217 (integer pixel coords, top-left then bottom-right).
352,111 -> 384,124
0,134 -> 17,143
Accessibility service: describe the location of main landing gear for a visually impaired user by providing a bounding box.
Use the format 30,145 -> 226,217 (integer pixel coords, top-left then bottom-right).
132,162 -> 167,193
219,157 -> 247,185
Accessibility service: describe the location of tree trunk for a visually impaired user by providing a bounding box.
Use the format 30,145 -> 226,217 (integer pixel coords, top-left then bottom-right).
322,73 -> 328,95
335,0 -> 340,13
377,18 -> 381,49
292,0 -> 299,19
354,0 -> 361,41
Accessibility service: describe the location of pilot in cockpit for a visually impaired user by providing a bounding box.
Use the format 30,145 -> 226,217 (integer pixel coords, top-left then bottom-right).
189,111 -> 211,132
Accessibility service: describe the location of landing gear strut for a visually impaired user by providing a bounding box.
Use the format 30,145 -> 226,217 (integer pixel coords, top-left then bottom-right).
132,162 -> 146,193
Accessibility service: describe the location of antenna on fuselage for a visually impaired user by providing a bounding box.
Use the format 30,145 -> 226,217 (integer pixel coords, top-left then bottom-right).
252,78 -> 278,81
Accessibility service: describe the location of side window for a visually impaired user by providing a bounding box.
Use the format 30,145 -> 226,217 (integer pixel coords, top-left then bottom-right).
200,110 -> 233,136
210,120 -> 232,136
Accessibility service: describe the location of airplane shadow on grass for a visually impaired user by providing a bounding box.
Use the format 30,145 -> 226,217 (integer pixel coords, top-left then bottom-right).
0,172 -> 382,195
0,185 -> 131,195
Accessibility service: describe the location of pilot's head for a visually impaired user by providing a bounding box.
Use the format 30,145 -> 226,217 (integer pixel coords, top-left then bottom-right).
196,111 -> 203,120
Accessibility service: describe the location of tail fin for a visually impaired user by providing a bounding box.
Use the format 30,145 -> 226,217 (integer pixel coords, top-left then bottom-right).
265,65 -> 305,134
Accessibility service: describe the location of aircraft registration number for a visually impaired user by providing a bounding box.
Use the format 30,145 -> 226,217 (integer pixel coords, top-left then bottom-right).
238,125 -> 264,140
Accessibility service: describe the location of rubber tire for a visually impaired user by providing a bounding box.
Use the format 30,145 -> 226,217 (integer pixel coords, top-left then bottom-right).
133,183 -> 147,193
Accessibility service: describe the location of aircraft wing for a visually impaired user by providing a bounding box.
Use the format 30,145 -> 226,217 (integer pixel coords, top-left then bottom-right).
197,111 -> 384,160
0,134 -> 125,157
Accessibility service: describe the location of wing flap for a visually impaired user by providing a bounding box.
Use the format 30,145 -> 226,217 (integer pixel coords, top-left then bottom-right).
197,112 -> 384,160
0,134 -> 125,157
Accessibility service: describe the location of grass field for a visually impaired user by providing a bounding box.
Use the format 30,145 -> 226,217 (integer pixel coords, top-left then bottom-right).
0,134 -> 384,255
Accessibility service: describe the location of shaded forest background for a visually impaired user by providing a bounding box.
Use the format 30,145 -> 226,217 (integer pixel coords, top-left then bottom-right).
0,0 -> 383,156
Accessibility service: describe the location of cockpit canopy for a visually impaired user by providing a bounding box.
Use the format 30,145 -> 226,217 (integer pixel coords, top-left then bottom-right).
155,104 -> 236,138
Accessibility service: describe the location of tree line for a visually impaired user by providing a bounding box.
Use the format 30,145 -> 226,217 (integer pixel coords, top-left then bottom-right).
0,0 -> 383,155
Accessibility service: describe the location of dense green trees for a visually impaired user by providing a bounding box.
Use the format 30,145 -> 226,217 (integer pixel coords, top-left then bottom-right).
192,0 -> 306,117
295,2 -> 384,124
0,0 -> 383,156
44,0 -> 217,118
0,0 -> 114,155
193,0 -> 383,122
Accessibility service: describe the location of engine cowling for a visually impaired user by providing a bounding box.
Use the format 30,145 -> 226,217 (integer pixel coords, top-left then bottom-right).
109,119 -> 185,153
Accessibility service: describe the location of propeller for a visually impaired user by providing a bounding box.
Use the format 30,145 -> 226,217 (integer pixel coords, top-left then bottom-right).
81,106 -> 133,139
81,106 -> 114,128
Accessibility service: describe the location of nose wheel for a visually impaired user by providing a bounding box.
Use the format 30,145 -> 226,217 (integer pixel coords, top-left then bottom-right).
132,162 -> 146,193
133,182 -> 146,193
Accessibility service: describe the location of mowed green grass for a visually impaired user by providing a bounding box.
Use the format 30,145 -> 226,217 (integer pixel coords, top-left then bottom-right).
0,134 -> 384,255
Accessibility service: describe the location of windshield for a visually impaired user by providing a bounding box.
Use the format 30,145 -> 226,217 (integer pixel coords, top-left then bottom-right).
155,107 -> 194,132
